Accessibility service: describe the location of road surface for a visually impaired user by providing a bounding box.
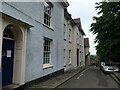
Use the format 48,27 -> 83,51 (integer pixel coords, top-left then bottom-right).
58,67 -> 120,88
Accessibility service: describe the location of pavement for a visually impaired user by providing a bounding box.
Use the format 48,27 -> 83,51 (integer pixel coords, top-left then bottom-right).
27,66 -> 87,89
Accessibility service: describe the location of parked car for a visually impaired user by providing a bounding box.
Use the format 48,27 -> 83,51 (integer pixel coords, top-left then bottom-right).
102,63 -> 119,74
100,62 -> 105,70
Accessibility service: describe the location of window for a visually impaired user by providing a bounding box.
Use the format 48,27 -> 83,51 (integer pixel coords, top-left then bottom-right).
77,38 -> 79,44
69,29 -> 71,42
69,50 -> 71,65
80,35 -> 81,38
64,49 -> 66,59
43,38 -> 52,64
3,25 -> 14,39
80,51 -> 83,60
44,2 -> 52,26
64,49 -> 66,66
64,24 -> 66,40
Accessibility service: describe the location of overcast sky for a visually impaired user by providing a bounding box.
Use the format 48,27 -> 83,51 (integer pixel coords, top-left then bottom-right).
67,0 -> 102,55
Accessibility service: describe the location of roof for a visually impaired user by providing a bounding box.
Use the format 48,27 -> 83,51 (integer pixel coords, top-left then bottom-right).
84,38 -> 90,47
73,18 -> 80,24
61,0 -> 69,7
64,10 -> 85,35
73,18 -> 85,35
64,9 -> 76,26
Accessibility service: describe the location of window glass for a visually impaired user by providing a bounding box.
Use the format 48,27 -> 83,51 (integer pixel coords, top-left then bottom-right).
3,28 -> 14,39
69,50 -> 71,64
43,38 -> 52,64
44,2 -> 52,26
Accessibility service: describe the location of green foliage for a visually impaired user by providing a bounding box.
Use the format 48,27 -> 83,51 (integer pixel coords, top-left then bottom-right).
90,55 -> 97,64
90,2 -> 120,62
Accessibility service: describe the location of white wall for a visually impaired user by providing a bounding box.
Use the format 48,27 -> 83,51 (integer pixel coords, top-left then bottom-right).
64,16 -> 85,71
64,16 -> 73,71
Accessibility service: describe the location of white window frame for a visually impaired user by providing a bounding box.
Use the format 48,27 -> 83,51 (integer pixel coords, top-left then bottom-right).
77,38 -> 79,44
43,38 -> 52,65
64,49 -> 66,66
44,2 -> 52,27
68,50 -> 71,65
69,29 -> 72,42
64,24 -> 67,40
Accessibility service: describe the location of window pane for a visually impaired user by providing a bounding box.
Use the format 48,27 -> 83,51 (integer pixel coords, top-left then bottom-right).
44,2 -> 51,26
46,52 -> 48,58
48,47 -> 50,51
47,58 -> 49,63
43,57 -> 46,64
3,28 -> 14,39
44,13 -> 47,19
43,39 -> 51,64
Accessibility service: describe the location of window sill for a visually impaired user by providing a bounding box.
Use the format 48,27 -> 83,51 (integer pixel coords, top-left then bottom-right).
64,64 -> 66,67
69,61 -> 72,65
43,24 -> 54,31
43,64 -> 53,69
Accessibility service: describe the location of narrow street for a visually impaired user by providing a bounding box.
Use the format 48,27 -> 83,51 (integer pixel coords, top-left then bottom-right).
57,67 -> 120,88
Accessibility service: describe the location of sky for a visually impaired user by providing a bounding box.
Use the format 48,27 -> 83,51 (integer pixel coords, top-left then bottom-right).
67,0 -> 102,55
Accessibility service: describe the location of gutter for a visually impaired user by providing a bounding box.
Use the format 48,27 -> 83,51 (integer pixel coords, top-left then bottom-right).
61,0 -> 69,8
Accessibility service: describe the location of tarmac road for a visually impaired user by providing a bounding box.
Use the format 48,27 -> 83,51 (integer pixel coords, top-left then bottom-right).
57,67 -> 120,88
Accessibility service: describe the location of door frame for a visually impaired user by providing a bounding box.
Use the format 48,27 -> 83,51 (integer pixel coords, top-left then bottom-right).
0,14 -> 29,86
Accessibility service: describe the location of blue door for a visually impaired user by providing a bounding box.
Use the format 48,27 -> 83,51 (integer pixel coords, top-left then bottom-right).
2,38 -> 14,86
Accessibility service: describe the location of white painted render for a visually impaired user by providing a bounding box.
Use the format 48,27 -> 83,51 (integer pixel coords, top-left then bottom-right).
72,25 -> 85,67
1,2 -> 66,84
64,16 -> 73,71
0,1 -> 87,87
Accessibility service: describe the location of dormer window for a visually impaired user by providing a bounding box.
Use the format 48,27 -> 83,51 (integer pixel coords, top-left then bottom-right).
44,2 -> 52,26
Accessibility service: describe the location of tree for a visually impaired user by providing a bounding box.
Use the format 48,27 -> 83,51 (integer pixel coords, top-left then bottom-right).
90,2 -> 120,62
90,55 -> 97,64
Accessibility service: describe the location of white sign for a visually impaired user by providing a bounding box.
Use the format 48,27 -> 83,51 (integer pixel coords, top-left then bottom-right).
7,50 -> 12,58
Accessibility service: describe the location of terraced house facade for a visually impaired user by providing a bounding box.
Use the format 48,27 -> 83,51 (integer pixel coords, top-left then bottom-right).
0,0 -> 90,89
0,1 -> 69,88
64,9 -> 86,71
